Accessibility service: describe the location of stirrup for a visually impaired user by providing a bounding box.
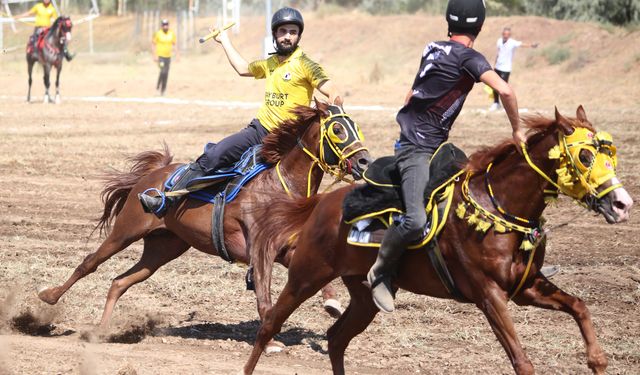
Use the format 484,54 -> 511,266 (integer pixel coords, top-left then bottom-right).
139,188 -> 166,216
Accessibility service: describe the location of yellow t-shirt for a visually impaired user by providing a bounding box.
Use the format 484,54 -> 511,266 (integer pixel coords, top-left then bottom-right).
30,3 -> 57,27
248,47 -> 329,132
153,30 -> 176,58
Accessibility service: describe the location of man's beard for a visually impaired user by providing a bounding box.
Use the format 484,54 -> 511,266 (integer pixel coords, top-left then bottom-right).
275,39 -> 298,56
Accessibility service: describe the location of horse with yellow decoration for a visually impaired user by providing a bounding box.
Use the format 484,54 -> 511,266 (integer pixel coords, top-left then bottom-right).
244,106 -> 633,375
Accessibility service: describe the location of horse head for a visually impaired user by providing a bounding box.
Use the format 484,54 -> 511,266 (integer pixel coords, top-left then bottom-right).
540,106 -> 633,223
52,16 -> 73,45
314,100 -> 372,180
261,101 -> 372,183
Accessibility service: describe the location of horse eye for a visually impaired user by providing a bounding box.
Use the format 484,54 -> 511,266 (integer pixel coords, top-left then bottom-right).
333,124 -> 343,134
579,149 -> 594,165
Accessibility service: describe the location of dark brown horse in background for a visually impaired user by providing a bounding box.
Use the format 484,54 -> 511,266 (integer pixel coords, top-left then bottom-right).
244,106 -> 633,374
36,103 -> 371,351
27,16 -> 72,103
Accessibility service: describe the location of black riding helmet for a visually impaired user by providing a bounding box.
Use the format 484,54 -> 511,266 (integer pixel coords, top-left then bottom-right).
446,0 -> 485,37
271,7 -> 304,35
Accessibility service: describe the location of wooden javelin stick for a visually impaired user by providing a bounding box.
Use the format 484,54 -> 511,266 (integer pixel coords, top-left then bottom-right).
199,22 -> 235,44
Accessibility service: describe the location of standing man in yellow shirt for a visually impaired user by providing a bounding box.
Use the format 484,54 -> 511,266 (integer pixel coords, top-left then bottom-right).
15,0 -> 73,61
140,7 -> 341,217
152,19 -> 178,96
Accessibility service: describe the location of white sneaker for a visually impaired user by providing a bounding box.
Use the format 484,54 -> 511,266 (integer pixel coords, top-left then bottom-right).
488,103 -> 501,111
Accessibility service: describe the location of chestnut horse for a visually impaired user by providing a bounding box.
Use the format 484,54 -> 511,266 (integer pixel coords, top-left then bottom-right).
244,106 -> 633,374
36,103 -> 371,348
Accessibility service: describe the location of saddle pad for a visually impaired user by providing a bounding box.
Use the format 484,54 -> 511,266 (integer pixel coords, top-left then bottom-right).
346,183 -> 455,249
165,145 -> 270,204
342,143 -> 467,223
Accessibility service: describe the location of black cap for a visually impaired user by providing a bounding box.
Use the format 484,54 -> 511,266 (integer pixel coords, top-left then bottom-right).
271,7 -> 304,35
446,0 -> 485,36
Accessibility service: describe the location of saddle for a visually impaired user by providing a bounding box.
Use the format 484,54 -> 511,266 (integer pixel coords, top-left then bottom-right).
26,29 -> 48,55
164,145 -> 270,263
342,142 -> 468,301
342,142 -> 468,226
165,145 -> 269,204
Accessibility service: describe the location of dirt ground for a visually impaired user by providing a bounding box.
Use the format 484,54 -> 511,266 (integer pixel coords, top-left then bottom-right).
1,13 -> 639,375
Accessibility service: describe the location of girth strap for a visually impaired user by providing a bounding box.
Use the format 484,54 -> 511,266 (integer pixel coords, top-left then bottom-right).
426,242 -> 466,302
212,194 -> 233,263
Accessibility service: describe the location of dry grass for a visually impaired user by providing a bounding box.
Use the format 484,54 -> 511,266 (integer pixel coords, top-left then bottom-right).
0,12 -> 639,375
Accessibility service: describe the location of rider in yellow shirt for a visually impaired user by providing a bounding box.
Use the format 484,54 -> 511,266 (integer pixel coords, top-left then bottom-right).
15,0 -> 73,61
152,19 -> 178,96
140,7 -> 341,216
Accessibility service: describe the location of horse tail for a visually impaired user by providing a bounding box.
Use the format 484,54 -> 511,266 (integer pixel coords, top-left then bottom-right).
254,194 -> 322,258
251,193 -> 322,288
96,143 -> 173,235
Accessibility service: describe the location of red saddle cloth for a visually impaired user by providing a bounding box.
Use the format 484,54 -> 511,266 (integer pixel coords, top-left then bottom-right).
26,28 -> 49,55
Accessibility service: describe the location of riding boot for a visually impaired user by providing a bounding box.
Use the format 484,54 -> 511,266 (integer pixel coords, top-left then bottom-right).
366,225 -> 407,313
138,162 -> 205,218
63,47 -> 74,61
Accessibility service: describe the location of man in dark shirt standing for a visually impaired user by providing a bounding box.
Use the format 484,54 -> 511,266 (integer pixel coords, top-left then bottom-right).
367,0 -> 527,314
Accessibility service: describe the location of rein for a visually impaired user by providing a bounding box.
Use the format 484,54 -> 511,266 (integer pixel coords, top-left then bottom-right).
276,111 -> 367,198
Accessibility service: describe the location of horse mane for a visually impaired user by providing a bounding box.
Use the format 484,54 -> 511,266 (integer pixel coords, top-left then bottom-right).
466,113 -> 595,174
47,17 -> 62,37
260,102 -> 328,164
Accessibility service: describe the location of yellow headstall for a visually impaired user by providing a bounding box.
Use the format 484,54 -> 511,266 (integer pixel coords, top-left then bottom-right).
276,106 -> 368,198
524,127 -> 620,201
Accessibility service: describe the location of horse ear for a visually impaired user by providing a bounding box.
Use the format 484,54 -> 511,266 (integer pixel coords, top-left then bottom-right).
314,97 -> 329,116
555,107 -> 574,135
576,105 -> 588,123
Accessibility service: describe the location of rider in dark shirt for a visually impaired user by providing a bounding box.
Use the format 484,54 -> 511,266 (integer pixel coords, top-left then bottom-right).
367,0 -> 527,314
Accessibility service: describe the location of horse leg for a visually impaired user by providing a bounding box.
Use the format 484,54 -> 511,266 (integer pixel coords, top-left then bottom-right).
99,233 -> 189,328
326,275 -> 378,375
251,245 -> 309,354
275,248 -> 342,319
513,275 -> 607,374
478,285 -> 534,375
42,64 -> 51,103
243,267 -> 335,374
321,282 -> 343,319
27,59 -> 34,102
54,64 -> 62,104
37,199 -> 153,304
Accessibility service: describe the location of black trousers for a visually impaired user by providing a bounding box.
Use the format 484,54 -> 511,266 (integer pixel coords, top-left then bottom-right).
493,69 -> 511,104
393,141 -> 432,243
157,57 -> 171,93
196,119 -> 269,174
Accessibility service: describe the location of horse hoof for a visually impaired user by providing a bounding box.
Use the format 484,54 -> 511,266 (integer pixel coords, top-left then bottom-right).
37,286 -> 59,305
323,298 -> 343,319
264,340 -> 284,355
55,96 -> 61,104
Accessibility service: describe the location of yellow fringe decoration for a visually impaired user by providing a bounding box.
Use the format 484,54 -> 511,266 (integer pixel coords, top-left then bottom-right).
467,209 -> 480,225
544,195 -> 558,204
475,220 -> 491,233
494,222 -> 507,233
520,239 -> 535,251
456,202 -> 467,219
548,146 -> 562,159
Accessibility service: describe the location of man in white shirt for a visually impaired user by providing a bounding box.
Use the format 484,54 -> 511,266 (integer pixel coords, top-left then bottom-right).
490,27 -> 538,111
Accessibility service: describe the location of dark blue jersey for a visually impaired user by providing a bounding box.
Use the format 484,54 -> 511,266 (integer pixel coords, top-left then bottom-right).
396,40 -> 492,152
